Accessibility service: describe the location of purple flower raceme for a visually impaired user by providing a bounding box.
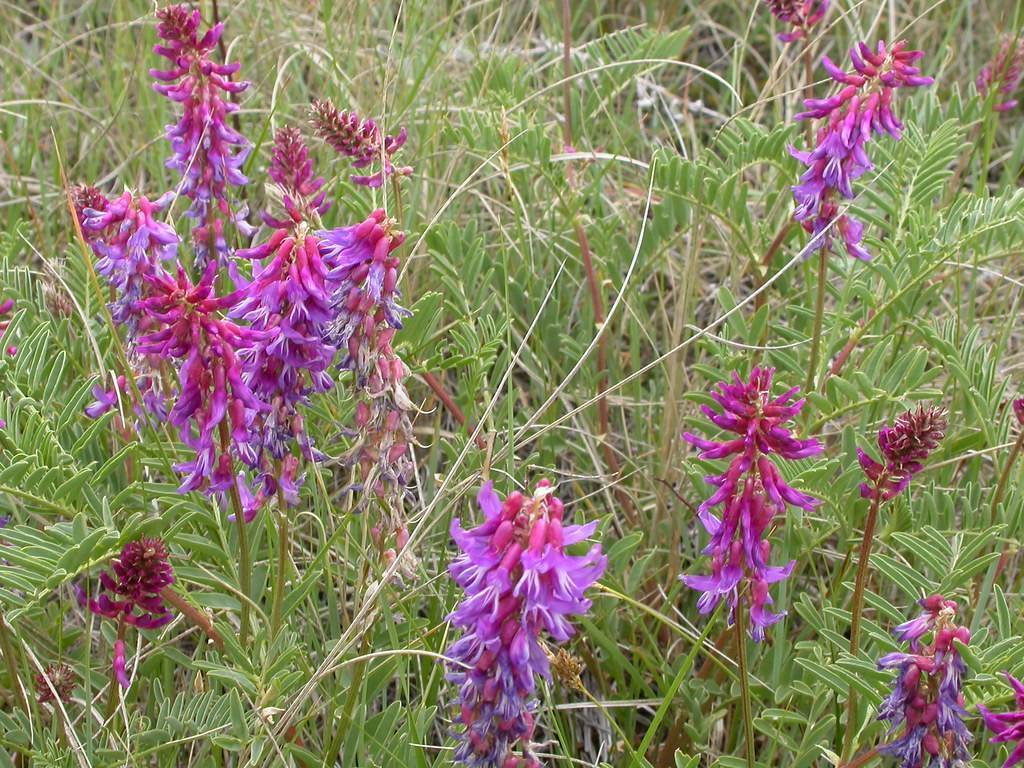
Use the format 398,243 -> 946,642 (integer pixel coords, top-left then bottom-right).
231,128 -> 336,500
763,0 -> 828,43
683,367 -> 822,641
310,99 -> 413,188
877,596 -> 971,768
977,36 -> 1024,113
858,405 -> 947,501
791,41 -> 933,261
151,4 -> 250,266
446,481 -> 607,768
319,209 -> 415,551
1014,397 -> 1024,427
88,538 -> 175,689
135,262 -> 268,494
979,672 -> 1024,767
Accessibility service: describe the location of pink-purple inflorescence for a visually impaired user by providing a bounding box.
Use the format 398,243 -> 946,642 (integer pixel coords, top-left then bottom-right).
88,538 -> 175,689
446,481 -> 606,768
682,367 -> 822,640
858,405 -> 947,501
135,264 -> 267,494
310,99 -> 413,188
151,4 -> 250,266
977,35 -> 1024,113
763,0 -> 828,43
877,595 -> 971,768
979,672 -> 1024,768
791,41 -> 933,261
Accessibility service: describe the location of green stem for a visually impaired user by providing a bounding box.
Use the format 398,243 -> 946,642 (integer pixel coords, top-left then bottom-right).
322,643 -> 369,766
0,615 -> 28,718
219,421 -> 251,645
991,431 -> 1024,526
842,483 -> 884,760
270,476 -> 290,639
805,248 -> 827,393
735,596 -> 756,768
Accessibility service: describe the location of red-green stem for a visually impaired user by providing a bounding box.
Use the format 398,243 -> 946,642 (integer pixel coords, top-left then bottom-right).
0,614 -> 28,718
842,481 -> 884,759
270,474 -> 290,639
841,747 -> 879,768
991,430 -> 1024,525
805,248 -> 827,393
218,421 -> 251,645
160,587 -> 224,651
734,596 -> 756,768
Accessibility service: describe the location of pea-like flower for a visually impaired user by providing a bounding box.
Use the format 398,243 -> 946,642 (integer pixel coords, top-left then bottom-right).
151,4 -> 250,265
858,405 -> 946,501
979,672 -> 1024,767
683,367 -> 822,640
446,481 -> 606,768
763,0 -> 828,43
310,99 -> 412,188
877,597 -> 971,768
977,36 -> 1024,113
89,537 -> 175,630
791,41 -> 933,260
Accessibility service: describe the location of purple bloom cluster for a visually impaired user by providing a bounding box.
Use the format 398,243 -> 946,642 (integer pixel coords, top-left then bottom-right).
151,4 -> 250,265
77,189 -> 179,335
136,264 -> 267,493
977,36 -> 1024,113
230,128 -> 336,497
88,537 -> 175,630
310,99 -> 413,188
791,41 -> 933,260
446,481 -> 606,768
683,367 -> 822,640
979,672 -> 1024,767
858,405 -> 947,501
1014,397 -> 1024,427
877,596 -> 971,768
763,0 -> 828,43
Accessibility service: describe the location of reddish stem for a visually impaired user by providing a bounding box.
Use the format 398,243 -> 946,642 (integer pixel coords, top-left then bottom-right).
422,371 -> 486,449
160,587 -> 224,650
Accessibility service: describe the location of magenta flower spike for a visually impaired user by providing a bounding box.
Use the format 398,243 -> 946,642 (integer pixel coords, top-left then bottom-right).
790,41 -> 933,261
877,597 -> 971,768
151,4 -> 250,266
764,0 -> 828,43
446,481 -> 606,768
858,405 -> 947,501
682,367 -> 822,640
977,36 -> 1024,113
89,538 -> 175,629
135,262 -> 268,494
310,99 -> 413,188
979,672 -> 1024,767
230,127 -> 335,501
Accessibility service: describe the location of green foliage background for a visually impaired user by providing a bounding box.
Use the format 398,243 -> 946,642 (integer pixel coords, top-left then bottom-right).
0,1 -> 1022,766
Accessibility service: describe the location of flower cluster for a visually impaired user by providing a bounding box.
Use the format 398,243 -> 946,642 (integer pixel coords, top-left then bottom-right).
683,367 -> 822,640
77,189 -> 179,335
228,128 -> 338,499
35,662 -> 76,705
977,36 -> 1024,113
151,4 -> 249,265
877,597 -> 971,768
136,264 -> 267,493
310,99 -> 413,188
764,0 -> 828,43
979,672 -> 1024,768
1014,397 -> 1024,427
320,210 -> 415,542
858,405 -> 947,501
791,41 -> 933,260
446,481 -> 606,768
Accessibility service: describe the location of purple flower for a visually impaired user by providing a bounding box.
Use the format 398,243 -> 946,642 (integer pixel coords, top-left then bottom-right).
264,125 -> 329,227
893,594 -> 958,649
151,4 -> 250,266
858,405 -> 947,501
446,481 -> 606,768
85,373 -> 168,427
877,598 -> 971,768
88,538 -> 175,630
682,367 -> 822,640
763,0 -> 828,43
135,263 -> 268,494
77,190 -> 179,336
113,639 -> 130,689
1014,396 -> 1024,427
978,36 -> 1024,113
310,100 -> 413,188
34,662 -> 76,705
791,41 -> 933,261
979,672 -> 1024,767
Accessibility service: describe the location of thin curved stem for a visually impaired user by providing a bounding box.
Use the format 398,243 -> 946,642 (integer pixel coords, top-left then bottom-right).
270,476 -> 290,639
990,431 -> 1024,525
805,248 -> 827,393
735,597 -> 756,768
218,421 -> 251,645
